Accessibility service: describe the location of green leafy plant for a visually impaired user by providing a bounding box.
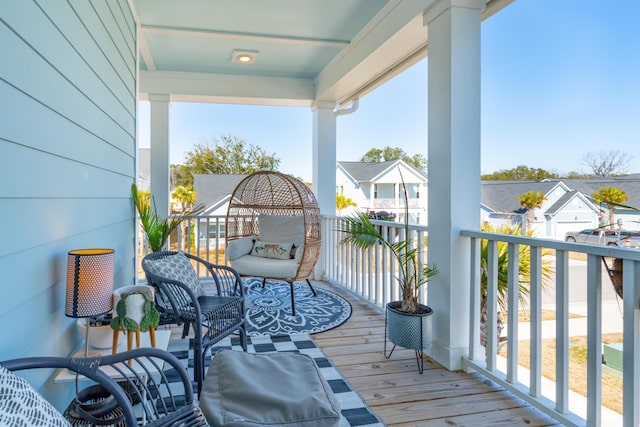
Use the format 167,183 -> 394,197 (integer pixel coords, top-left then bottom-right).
132,183 -> 203,252
338,170 -> 437,314
110,291 -> 160,332
479,222 -> 554,346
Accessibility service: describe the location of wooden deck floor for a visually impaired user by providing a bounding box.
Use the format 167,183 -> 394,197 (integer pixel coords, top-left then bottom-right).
312,281 -> 562,427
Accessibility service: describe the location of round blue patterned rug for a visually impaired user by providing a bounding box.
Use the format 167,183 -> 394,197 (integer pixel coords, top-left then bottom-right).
244,278 -> 352,336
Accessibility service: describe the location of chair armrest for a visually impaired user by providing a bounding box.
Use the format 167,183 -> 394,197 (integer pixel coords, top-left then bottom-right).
183,253 -> 245,297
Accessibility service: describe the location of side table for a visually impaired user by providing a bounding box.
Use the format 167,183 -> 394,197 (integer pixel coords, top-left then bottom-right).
55,329 -> 170,383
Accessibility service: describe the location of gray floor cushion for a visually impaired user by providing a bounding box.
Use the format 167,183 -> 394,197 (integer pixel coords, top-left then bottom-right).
199,349 -> 341,427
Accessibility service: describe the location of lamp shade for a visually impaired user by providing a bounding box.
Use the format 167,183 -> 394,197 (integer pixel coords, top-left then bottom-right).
65,248 -> 114,318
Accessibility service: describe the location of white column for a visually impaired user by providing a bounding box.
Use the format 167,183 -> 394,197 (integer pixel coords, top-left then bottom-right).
312,101 -> 336,281
312,101 -> 337,216
424,0 -> 483,370
148,94 -> 171,218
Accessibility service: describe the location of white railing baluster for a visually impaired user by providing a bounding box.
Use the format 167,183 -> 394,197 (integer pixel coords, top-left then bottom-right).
586,254 -> 602,427
622,258 -> 638,427
374,234 -> 381,305
506,242 -> 519,384
468,236 -> 482,363
529,246 -> 542,398
486,240 -> 498,371
555,249 -> 569,414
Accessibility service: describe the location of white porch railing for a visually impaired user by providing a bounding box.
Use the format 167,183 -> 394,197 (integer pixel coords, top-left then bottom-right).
147,214 -> 639,426
321,215 -> 431,310
323,215 -> 640,427
459,230 -> 640,427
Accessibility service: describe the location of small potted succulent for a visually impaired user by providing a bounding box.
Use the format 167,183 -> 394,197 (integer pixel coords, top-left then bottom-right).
111,285 -> 160,351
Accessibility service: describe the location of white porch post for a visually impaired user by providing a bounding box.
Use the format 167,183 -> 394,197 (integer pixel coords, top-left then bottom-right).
312,101 -> 336,280
424,0 -> 483,370
148,94 -> 171,218
312,101 -> 337,216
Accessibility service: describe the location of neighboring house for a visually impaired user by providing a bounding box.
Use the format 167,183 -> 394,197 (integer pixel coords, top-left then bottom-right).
193,174 -> 247,245
481,175 -> 640,239
337,160 -> 428,225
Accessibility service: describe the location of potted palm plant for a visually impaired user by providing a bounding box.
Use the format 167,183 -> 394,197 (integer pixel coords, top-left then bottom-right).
132,183 -> 203,252
338,172 -> 437,373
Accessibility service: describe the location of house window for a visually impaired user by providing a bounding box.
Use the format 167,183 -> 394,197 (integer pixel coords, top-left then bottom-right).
336,185 -> 343,195
374,184 -> 378,199
209,223 -> 226,239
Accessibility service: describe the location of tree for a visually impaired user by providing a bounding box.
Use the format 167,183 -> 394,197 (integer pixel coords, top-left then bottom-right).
171,185 -> 198,250
336,194 -> 356,214
582,150 -> 630,177
170,164 -> 192,188
175,134 -> 281,187
481,165 -> 558,181
517,191 -> 547,233
360,146 -> 427,171
592,187 -> 628,229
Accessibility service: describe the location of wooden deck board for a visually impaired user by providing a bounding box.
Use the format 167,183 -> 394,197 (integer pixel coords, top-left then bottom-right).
312,281 -> 560,427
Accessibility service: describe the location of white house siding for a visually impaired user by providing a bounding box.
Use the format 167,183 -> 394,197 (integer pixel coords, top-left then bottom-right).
336,167 -> 366,213
0,0 -> 136,408
549,197 -> 598,239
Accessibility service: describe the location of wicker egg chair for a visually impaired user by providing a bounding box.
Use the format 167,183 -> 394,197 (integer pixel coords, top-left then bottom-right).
225,171 -> 321,315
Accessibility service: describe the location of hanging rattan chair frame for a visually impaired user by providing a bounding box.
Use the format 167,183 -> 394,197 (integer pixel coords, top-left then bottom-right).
226,171 -> 322,283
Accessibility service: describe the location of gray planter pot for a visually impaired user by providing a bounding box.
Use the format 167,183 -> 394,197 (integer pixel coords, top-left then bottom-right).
386,301 -> 433,351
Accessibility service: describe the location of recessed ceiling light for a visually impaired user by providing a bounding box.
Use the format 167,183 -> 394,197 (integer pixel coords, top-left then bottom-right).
232,50 -> 258,64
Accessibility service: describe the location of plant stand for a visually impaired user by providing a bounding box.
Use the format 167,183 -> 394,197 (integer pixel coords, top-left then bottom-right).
384,301 -> 433,374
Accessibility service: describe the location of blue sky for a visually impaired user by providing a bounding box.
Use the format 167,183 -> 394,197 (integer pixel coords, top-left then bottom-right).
138,0 -> 640,182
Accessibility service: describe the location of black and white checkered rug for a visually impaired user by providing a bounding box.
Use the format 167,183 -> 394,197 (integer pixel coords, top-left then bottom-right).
167,333 -> 385,427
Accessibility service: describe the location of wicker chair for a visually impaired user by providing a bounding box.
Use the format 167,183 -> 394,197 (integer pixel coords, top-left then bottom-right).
141,251 -> 247,394
226,171 -> 322,315
1,347 -> 208,426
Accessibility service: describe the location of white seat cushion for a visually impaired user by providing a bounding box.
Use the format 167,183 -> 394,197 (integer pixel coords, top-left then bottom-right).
231,254 -> 298,279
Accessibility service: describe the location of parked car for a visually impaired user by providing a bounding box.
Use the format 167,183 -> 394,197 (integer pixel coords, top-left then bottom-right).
565,229 -> 640,248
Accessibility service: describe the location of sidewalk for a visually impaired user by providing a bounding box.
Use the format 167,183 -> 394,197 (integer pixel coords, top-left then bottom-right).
516,300 -> 624,341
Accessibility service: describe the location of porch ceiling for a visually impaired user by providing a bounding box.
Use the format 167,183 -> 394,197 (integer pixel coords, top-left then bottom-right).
132,0 -> 512,107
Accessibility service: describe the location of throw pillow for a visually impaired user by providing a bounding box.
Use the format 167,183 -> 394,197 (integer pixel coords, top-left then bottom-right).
0,365 -> 71,427
226,235 -> 257,260
144,252 -> 204,298
252,241 -> 294,260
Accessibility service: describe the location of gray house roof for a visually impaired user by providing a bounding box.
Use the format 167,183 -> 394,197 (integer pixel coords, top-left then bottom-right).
482,175 -> 640,215
480,181 -> 559,213
193,174 -> 246,213
545,190 -> 583,216
546,176 -> 640,209
338,160 -> 427,182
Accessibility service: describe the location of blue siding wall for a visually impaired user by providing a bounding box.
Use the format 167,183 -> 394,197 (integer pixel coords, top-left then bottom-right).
0,0 -> 137,408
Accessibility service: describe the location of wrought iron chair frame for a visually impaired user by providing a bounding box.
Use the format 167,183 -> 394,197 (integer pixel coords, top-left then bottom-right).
2,347 -> 208,426
142,251 -> 247,393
